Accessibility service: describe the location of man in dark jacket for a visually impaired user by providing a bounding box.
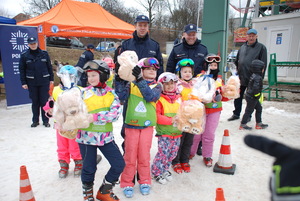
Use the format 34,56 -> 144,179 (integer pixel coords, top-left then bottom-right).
228,29 -> 267,121
166,24 -> 208,76
116,15 -> 164,79
75,44 -> 94,87
19,37 -> 54,127
115,15 -> 164,150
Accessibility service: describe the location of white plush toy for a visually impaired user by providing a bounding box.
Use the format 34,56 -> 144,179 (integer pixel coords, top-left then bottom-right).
53,87 -> 91,133
191,73 -> 216,103
117,50 -> 139,82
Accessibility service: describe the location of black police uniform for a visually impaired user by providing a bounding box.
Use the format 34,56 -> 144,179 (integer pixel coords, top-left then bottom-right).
19,47 -> 54,125
76,50 -> 94,87
166,38 -> 208,76
118,31 -> 164,78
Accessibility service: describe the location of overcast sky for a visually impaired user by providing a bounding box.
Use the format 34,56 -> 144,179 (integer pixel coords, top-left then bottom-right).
2,0 -> 254,18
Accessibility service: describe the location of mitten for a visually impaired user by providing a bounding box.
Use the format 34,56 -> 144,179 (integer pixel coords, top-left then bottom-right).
43,99 -> 54,117
132,65 -> 143,82
244,135 -> 300,200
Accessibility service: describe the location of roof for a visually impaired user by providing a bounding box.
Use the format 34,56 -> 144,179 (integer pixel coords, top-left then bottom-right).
17,0 -> 134,39
0,16 -> 16,24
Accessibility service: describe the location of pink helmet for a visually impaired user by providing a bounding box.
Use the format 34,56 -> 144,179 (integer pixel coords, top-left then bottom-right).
102,57 -> 115,69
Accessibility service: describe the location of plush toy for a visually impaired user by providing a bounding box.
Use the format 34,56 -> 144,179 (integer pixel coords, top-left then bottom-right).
53,87 -> 91,138
222,75 -> 240,99
117,50 -> 138,82
191,74 -> 216,103
174,100 -> 205,135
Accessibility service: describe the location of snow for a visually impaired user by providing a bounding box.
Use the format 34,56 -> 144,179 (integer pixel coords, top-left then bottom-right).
1,98 -> 300,201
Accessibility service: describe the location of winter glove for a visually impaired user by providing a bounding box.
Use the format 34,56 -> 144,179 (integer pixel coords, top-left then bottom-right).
132,65 -> 143,82
244,135 -> 300,201
214,91 -> 222,102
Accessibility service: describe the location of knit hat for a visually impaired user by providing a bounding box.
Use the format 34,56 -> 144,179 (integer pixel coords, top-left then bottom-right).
244,135 -> 300,201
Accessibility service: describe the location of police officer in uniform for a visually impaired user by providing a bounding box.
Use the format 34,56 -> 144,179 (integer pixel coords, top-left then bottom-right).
166,24 -> 208,76
19,37 -> 54,127
115,15 -> 164,79
75,44 -> 95,87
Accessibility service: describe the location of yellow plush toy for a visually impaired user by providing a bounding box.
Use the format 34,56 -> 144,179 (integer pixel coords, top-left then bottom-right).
117,50 -> 138,82
53,87 -> 91,138
222,75 -> 240,99
174,100 -> 205,135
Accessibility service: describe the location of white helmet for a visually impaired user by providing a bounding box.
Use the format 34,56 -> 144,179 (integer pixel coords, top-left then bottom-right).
157,72 -> 178,83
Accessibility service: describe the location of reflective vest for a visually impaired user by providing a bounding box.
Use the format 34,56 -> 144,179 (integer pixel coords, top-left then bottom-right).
81,90 -> 114,132
181,87 -> 192,101
52,86 -> 64,101
156,97 -> 181,136
125,82 -> 157,127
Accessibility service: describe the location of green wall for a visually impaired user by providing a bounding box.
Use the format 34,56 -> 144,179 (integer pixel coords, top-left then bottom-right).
202,0 -> 229,77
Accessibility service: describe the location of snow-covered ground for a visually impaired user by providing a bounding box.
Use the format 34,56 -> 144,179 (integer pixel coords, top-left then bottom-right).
1,98 -> 300,201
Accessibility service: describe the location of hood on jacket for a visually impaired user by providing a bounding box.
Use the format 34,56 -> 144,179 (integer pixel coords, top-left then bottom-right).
251,59 -> 264,74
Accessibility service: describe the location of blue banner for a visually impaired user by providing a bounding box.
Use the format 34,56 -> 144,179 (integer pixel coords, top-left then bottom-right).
0,25 -> 38,107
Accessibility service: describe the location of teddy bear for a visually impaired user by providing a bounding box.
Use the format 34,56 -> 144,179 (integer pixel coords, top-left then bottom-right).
53,87 -> 91,138
117,50 -> 139,82
191,75 -> 216,103
222,75 -> 240,99
174,100 -> 205,135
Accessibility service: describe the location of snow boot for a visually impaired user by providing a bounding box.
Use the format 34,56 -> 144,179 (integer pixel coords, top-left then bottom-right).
203,157 -> 213,167
139,184 -> 151,195
123,186 -> 134,198
153,174 -> 167,185
58,160 -> 69,178
96,179 -> 119,201
163,171 -> 173,182
256,122 -> 268,129
172,163 -> 183,174
74,159 -> 82,177
83,182 -> 94,201
181,163 -> 191,173
239,124 -> 252,130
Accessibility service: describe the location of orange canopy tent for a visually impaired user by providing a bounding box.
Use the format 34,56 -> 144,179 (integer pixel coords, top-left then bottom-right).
18,0 -> 134,49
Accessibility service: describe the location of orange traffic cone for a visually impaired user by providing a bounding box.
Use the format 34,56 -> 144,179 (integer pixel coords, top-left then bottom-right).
213,129 -> 236,175
215,188 -> 226,201
20,165 -> 36,201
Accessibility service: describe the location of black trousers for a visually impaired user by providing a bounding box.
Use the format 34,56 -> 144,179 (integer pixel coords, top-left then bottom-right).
241,96 -> 262,124
233,85 -> 247,117
28,84 -> 49,124
172,132 -> 195,165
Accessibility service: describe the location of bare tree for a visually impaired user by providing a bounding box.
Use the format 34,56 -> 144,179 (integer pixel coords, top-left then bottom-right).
0,8 -> 10,18
99,0 -> 138,24
136,0 -> 160,27
25,0 -> 60,16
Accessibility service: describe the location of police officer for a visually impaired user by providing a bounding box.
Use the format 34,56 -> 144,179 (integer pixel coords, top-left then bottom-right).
19,37 -> 54,128
166,24 -> 208,76
75,44 -> 95,87
116,14 -> 164,79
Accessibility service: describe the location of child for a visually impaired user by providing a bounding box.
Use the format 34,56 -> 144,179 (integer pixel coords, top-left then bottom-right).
172,58 -> 197,174
190,54 -> 229,167
102,57 -> 115,89
46,65 -> 83,178
239,59 -> 268,130
115,58 -> 162,198
77,60 -> 125,201
151,72 -> 182,184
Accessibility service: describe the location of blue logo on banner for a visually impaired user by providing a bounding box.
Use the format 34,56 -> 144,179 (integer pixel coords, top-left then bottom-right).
38,25 -> 43,33
0,24 -> 37,107
51,25 -> 59,33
